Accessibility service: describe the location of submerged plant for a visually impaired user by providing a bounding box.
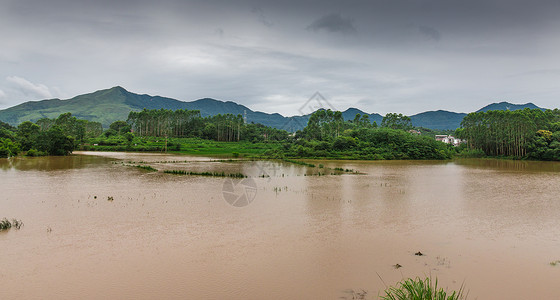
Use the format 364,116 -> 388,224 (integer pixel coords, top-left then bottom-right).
133,165 -> 158,172
0,218 -> 24,231
381,277 -> 465,300
163,169 -> 246,178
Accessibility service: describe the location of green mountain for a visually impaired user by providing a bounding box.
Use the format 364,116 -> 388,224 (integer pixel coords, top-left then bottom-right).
0,86 -> 289,128
410,110 -> 467,130
0,87 -> 548,131
476,101 -> 543,112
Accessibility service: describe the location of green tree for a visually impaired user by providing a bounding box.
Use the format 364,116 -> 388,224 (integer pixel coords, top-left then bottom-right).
17,121 -> 40,151
36,125 -> 75,156
381,113 -> 412,130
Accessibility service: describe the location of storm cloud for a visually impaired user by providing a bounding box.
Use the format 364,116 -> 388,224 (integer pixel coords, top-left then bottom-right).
307,13 -> 356,34
1,0 -> 559,116
417,26 -> 441,41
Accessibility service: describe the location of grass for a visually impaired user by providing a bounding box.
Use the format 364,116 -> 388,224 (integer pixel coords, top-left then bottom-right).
82,137 -> 283,158
282,158 -> 316,168
550,260 -> 560,266
133,165 -> 158,172
381,277 -> 465,300
163,169 -> 247,178
0,218 -> 24,231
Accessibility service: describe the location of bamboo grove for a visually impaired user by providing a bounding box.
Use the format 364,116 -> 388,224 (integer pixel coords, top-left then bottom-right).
458,108 -> 560,159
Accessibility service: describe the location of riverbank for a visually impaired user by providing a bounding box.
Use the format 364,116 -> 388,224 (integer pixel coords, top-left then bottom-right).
78,135 -> 454,160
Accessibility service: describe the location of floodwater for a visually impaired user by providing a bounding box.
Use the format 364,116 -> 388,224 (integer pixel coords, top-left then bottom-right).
1,152 -> 559,299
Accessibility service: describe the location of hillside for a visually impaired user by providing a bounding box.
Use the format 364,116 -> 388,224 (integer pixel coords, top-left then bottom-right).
410,110 -> 467,130
0,87 -> 299,129
476,101 -> 543,112
0,87 -> 548,130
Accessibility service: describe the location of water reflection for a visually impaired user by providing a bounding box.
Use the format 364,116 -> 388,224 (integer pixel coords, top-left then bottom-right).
0,155 -> 114,171
454,158 -> 560,172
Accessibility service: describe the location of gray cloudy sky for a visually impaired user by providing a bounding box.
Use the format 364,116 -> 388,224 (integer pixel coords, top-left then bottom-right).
1,0 -> 559,116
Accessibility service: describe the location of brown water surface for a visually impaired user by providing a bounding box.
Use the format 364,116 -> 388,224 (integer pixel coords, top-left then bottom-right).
1,152 -> 559,299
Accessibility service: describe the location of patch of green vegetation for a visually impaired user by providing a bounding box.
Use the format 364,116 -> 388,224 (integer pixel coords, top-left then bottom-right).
0,218 -> 24,231
25,148 -> 47,157
550,260 -> 560,266
283,158 -> 316,167
133,165 -> 158,172
163,170 -> 246,178
381,277 -> 465,300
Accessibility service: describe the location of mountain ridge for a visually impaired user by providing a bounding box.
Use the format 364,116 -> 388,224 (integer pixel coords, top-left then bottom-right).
0,86 -> 546,130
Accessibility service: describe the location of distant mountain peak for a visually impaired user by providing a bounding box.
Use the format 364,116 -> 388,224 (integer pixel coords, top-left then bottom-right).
476,101 -> 543,113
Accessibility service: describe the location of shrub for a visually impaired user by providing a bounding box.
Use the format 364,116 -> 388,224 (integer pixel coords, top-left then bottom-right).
381,277 -> 465,300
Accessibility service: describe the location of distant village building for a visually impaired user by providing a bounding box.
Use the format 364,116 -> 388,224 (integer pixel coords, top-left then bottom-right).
435,135 -> 463,146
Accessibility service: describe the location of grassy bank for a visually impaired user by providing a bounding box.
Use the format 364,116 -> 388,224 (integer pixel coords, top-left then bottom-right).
80,137 -> 282,158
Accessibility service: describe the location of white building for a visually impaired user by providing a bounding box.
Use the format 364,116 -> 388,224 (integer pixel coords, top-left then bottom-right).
435,135 -> 463,146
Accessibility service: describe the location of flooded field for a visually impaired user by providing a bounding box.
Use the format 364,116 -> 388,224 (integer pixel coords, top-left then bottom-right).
1,151 -> 560,299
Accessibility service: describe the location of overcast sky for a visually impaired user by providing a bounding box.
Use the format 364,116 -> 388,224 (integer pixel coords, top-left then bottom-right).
1,0 -> 559,116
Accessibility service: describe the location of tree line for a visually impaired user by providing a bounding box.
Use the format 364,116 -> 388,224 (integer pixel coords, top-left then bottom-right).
457,108 -> 560,160
126,108 -> 287,142
6,107 -> 559,161
0,113 -> 102,157
279,110 -> 451,160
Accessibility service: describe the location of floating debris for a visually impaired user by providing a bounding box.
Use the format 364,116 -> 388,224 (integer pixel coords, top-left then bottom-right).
415,251 -> 424,256
393,263 -> 402,269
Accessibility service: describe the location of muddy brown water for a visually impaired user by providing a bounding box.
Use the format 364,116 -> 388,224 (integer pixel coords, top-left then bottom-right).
1,151 -> 559,299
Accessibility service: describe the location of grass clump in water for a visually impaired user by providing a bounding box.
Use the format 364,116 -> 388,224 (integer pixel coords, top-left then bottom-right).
381,277 -> 464,300
134,165 -> 158,172
0,218 -> 24,231
164,170 -> 246,178
282,158 -> 316,168
550,260 -> 560,266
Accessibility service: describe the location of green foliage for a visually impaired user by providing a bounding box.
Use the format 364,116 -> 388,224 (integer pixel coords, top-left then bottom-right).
332,136 -> 357,150
283,159 -> 316,167
0,128 -> 15,139
163,169 -> 246,178
17,121 -> 40,151
25,148 -> 47,157
78,107 -> 463,161
0,137 -> 20,158
456,148 -> 486,158
381,277 -> 465,300
127,108 -> 290,144
382,113 -> 413,130
109,120 -> 131,134
0,218 -> 23,231
303,109 -> 344,140
0,120 -> 16,131
104,129 -> 118,137
133,165 -> 158,172
460,108 -> 560,160
35,125 -> 75,156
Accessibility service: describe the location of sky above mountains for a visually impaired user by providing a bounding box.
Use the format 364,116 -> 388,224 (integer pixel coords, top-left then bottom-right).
1,0 -> 559,116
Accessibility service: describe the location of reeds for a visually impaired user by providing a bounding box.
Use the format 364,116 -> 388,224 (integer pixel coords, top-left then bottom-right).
381,277 -> 465,300
134,165 -> 158,172
163,170 -> 246,178
282,159 -> 316,168
0,218 -> 23,231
